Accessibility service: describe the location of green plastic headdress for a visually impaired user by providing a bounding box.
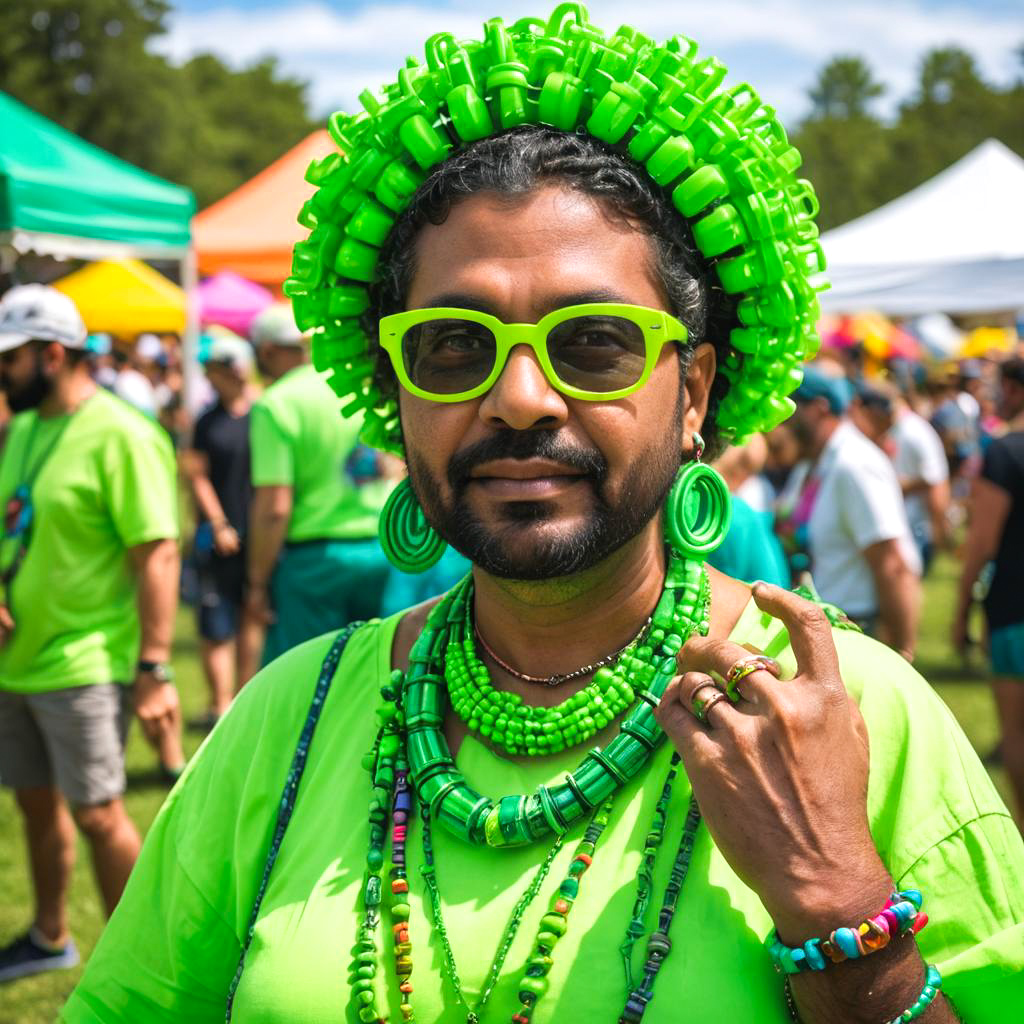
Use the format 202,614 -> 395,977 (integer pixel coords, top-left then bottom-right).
286,2 -> 827,453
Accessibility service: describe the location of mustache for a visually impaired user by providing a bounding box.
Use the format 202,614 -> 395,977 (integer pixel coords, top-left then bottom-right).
447,431 -> 607,494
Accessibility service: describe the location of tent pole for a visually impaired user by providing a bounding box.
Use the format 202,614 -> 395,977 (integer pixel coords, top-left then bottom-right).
181,243 -> 202,419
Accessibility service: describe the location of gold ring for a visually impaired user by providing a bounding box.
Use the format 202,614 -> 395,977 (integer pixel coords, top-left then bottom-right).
692,685 -> 728,724
724,655 -> 780,701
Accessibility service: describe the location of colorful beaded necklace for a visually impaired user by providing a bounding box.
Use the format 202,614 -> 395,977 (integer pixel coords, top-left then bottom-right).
350,548 -> 711,1023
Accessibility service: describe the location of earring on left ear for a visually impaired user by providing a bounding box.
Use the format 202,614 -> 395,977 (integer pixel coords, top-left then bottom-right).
663,429 -> 733,558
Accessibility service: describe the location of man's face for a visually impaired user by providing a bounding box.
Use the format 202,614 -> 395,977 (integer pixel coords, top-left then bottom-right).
0,341 -> 53,412
397,184 -> 713,581
205,361 -> 245,401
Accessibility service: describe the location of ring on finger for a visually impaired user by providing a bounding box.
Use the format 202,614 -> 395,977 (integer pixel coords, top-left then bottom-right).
725,655 -> 780,702
689,679 -> 727,724
693,689 -> 729,726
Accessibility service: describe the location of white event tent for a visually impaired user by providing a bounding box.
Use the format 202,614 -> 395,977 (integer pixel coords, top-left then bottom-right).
819,139 -> 1024,315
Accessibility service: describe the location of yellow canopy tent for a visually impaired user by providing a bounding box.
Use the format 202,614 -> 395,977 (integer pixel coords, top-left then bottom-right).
52,258 -> 185,336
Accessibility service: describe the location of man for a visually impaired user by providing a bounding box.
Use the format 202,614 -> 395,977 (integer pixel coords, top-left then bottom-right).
955,357 -> 1024,826
0,285 -> 181,981
60,15 -> 1023,1022
243,303 -> 392,670
784,364 -> 921,656
853,380 -> 950,573
180,334 -> 255,725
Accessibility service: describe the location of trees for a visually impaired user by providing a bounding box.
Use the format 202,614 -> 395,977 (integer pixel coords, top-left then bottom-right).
793,44 -> 1024,230
0,0 -> 313,208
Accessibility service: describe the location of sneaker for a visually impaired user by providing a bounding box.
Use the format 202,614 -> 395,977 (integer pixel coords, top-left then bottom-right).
0,929 -> 80,983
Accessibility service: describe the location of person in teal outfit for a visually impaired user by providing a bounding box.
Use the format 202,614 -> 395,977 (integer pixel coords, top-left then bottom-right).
63,8 -> 1023,1023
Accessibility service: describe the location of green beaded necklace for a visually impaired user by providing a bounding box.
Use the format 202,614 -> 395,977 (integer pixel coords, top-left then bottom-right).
446,582 -> 646,757
350,548 -> 711,1023
404,552 -> 709,849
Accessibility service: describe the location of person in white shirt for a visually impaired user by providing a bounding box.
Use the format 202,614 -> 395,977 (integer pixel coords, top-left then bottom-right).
852,381 -> 950,573
784,365 -> 921,659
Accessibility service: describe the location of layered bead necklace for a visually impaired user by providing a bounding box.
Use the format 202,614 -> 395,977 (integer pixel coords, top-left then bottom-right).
353,548 -> 711,1024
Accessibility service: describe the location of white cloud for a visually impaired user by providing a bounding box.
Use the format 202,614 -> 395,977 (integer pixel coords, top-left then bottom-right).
154,0 -> 1022,121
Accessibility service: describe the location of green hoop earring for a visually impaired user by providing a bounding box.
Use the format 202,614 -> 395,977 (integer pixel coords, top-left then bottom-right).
379,478 -> 447,573
664,433 -> 732,558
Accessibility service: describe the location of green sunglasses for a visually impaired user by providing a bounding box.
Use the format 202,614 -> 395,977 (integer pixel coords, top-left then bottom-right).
378,302 -> 689,403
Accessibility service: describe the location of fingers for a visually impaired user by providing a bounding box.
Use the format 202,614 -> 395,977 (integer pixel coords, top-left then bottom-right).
679,636 -> 781,705
655,673 -> 718,757
750,583 -> 841,687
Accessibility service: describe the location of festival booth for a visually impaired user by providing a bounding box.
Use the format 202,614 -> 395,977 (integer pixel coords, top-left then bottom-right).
198,272 -> 273,335
193,131 -> 333,287
0,91 -> 199,396
52,259 -> 185,336
820,139 -> 1024,316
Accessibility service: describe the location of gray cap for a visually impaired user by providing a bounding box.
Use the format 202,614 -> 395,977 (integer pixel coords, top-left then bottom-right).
206,333 -> 255,373
249,302 -> 306,348
0,284 -> 88,354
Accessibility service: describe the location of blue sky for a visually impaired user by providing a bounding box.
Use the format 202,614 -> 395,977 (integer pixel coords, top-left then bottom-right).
157,1 -> 1023,122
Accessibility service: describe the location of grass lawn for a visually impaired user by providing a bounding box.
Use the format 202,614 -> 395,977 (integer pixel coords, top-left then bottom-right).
0,553 -> 1012,1023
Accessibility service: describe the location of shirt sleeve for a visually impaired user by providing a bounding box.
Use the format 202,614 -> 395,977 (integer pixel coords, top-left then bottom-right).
914,421 -> 950,486
981,438 -> 1023,498
250,401 -> 294,487
834,457 -> 908,552
190,410 -> 212,457
101,425 -> 179,547
905,814 -> 1024,1019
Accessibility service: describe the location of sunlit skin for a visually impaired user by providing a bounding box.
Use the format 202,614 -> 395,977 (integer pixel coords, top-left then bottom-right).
387,183 -> 956,1022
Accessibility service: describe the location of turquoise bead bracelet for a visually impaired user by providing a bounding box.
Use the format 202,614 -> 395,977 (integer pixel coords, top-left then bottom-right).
783,964 -> 943,1024
767,889 -> 928,975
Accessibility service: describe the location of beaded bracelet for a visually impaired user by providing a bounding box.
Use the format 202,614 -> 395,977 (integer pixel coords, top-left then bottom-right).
767,889 -> 928,975
782,964 -> 943,1024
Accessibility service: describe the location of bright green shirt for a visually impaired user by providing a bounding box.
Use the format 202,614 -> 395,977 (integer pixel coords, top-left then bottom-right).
0,390 -> 178,693
249,364 -> 386,541
61,601 -> 1024,1022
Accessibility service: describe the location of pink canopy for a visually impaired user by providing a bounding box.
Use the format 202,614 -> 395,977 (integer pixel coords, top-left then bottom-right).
198,271 -> 274,336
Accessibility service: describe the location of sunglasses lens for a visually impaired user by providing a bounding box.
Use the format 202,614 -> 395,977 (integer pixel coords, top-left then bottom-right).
401,318 -> 497,395
546,315 -> 648,393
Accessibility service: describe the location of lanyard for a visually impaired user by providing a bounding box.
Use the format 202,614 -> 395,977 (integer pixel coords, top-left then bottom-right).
1,402 -> 85,603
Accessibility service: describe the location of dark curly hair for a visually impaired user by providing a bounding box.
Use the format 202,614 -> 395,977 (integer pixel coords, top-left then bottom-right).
365,125 -> 737,454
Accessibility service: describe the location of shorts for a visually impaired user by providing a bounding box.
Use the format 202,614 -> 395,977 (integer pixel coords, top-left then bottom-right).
197,552 -> 245,643
0,684 -> 132,806
262,538 -> 391,666
990,622 -> 1024,678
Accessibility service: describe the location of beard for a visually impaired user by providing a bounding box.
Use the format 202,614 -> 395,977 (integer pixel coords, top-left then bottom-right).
406,422 -> 682,581
2,354 -> 52,413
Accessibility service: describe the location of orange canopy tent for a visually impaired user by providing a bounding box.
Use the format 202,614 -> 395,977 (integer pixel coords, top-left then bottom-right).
193,131 -> 332,286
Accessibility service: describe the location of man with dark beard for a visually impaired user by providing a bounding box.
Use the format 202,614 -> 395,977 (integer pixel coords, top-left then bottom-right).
0,285 -> 181,982
62,10 -> 1024,1022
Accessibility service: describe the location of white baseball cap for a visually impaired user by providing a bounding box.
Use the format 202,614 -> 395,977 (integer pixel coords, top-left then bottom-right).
205,333 -> 255,373
0,284 -> 88,353
249,302 -> 307,348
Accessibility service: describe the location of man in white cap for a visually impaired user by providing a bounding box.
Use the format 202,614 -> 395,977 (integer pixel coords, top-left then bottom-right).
0,285 -> 181,982
181,334 -> 257,722
243,303 -> 393,673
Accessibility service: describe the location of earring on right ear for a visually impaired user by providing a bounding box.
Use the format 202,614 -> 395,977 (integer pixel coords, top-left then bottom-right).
378,477 -> 447,573
663,429 -> 733,558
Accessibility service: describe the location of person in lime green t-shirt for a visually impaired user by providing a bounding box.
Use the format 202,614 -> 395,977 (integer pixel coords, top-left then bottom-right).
0,285 -> 181,984
242,304 -> 393,671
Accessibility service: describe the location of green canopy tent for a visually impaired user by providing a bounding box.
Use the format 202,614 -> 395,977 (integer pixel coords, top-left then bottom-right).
0,90 -> 201,402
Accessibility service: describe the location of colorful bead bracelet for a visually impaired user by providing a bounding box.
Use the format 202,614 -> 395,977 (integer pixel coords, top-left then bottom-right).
767,889 -> 928,975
